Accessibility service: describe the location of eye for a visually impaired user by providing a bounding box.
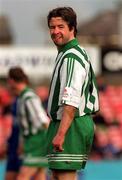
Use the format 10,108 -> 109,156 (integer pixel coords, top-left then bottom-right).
58,25 -> 64,29
49,26 -> 55,30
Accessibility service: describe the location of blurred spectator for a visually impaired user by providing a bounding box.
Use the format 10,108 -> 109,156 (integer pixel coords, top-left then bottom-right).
96,75 -> 107,92
93,112 -> 107,126
0,102 -> 12,159
0,85 -> 12,157
91,122 -> 122,160
0,85 -> 12,108
93,127 -> 112,160
107,124 -> 122,159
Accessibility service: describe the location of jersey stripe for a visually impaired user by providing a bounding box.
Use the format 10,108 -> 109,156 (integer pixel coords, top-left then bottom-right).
67,58 -> 75,87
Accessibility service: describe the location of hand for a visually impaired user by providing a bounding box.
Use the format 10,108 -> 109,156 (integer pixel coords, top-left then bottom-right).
42,121 -> 49,129
52,133 -> 65,152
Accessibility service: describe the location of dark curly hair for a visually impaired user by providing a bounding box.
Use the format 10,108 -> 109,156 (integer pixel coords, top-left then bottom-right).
8,66 -> 29,84
47,7 -> 77,37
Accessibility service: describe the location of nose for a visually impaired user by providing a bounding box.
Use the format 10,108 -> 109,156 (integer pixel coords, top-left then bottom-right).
52,27 -> 60,34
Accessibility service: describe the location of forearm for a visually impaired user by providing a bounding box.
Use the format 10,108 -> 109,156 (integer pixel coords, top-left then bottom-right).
56,104 -> 76,136
52,104 -> 76,151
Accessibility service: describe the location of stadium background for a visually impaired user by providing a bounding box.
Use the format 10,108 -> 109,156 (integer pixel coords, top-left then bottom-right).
0,0 -> 122,179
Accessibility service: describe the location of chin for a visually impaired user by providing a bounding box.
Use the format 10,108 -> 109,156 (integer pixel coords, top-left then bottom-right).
54,42 -> 61,46
54,41 -> 65,46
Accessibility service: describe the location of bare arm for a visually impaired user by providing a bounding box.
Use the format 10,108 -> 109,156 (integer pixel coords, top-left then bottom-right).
52,104 -> 76,152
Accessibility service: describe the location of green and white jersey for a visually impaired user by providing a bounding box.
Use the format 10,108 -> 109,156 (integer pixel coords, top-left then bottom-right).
17,87 -> 48,136
47,38 -> 99,120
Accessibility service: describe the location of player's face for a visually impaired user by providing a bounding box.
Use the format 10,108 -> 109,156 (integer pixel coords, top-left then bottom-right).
49,17 -> 74,47
7,79 -> 19,96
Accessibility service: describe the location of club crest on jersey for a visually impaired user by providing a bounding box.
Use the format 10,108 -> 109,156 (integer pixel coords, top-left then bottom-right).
63,87 -> 72,99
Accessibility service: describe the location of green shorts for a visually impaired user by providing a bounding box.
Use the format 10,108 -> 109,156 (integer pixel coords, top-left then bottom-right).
46,115 -> 94,170
22,129 -> 48,167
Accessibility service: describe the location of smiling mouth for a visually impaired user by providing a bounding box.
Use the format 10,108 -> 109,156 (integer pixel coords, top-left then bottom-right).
52,34 -> 62,40
54,36 -> 61,41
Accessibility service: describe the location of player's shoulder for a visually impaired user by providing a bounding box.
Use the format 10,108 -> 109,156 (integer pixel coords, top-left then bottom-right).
22,89 -> 37,101
63,45 -> 87,57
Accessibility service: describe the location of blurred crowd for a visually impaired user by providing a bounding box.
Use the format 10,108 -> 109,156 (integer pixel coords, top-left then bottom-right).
0,80 -> 122,161
90,76 -> 122,160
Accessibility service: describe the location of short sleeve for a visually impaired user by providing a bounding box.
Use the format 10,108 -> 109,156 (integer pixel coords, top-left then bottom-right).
59,57 -> 86,108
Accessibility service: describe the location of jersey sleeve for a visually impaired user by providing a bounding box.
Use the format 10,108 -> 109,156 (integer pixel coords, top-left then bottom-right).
25,95 -> 49,129
59,56 -> 86,108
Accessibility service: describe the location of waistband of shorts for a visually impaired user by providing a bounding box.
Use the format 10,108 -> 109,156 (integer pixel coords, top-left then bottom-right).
52,114 -> 92,121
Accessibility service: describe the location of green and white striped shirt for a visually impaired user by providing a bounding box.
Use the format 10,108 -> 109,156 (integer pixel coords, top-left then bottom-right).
47,38 -> 99,120
17,87 -> 48,136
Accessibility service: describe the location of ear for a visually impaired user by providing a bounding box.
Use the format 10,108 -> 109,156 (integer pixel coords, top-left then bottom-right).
70,27 -> 75,37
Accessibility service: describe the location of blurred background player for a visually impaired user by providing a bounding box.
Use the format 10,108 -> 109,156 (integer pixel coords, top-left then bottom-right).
7,66 -> 49,180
